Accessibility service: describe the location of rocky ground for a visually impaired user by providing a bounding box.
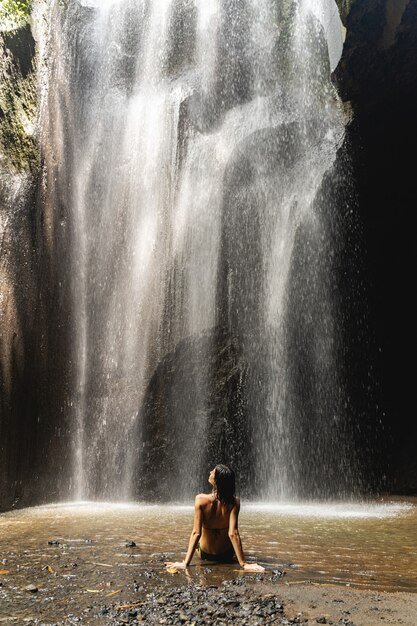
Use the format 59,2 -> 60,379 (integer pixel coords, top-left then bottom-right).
73,581 -> 417,626
2,571 -> 416,626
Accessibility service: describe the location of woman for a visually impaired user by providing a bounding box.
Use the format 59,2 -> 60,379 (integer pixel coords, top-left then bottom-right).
165,464 -> 264,571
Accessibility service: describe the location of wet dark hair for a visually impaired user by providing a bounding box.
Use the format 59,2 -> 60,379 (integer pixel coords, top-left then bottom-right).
214,464 -> 236,506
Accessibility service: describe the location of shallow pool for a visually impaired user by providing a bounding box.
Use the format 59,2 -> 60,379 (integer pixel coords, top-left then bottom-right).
0,498 -> 416,622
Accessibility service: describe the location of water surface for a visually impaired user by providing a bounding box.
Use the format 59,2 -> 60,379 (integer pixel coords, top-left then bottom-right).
1,499 -> 416,622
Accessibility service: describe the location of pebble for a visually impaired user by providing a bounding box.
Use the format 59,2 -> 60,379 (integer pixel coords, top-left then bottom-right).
9,571 -> 364,626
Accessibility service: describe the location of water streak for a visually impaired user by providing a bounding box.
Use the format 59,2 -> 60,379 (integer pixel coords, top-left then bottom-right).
38,0 -> 351,501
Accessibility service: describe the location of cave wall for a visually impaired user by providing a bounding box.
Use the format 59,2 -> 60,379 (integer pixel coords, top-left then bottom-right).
335,0 -> 417,493
0,21 -> 73,512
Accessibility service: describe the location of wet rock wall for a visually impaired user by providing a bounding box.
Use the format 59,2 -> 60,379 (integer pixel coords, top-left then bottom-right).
0,21 -> 73,512
335,0 -> 417,493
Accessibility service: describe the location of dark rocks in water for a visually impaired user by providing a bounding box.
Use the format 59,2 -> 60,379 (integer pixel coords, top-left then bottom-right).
150,553 -> 169,563
125,540 -> 136,548
48,540 -> 60,546
223,577 -> 246,587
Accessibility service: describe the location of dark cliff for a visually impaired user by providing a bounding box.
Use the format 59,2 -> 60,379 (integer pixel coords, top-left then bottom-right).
0,23 -> 73,512
335,0 -> 417,492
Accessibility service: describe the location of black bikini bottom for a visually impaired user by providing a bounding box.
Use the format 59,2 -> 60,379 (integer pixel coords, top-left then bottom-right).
197,543 -> 236,563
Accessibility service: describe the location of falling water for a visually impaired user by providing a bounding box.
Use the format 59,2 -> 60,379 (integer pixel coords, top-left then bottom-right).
37,0 -> 353,501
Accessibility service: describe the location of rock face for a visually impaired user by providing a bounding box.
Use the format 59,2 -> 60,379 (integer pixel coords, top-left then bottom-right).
0,21 -> 73,512
0,25 -> 37,172
134,327 -> 252,501
335,0 -> 417,493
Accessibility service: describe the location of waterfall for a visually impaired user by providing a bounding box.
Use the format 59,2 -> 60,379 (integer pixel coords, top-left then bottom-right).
37,0 -> 355,501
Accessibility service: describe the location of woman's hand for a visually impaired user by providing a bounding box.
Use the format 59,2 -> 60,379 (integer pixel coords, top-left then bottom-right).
242,563 -> 265,572
164,561 -> 188,569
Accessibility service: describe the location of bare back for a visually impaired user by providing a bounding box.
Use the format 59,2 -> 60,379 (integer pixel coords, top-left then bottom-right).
197,493 -> 240,554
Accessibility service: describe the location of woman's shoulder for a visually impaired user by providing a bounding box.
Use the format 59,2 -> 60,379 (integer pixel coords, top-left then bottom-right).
195,493 -> 213,504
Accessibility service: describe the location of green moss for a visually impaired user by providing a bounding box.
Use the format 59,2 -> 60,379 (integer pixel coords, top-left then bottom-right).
336,0 -> 357,25
0,1 -> 32,31
0,28 -> 38,173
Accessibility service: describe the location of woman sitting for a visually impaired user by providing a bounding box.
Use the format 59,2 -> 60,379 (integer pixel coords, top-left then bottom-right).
165,464 -> 264,571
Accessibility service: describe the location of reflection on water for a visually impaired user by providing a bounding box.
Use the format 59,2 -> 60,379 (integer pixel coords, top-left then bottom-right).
0,499 -> 416,622
243,500 -> 417,591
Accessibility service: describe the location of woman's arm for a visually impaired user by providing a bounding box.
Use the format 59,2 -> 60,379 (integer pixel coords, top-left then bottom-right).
183,495 -> 203,565
165,495 -> 203,569
228,497 -> 265,572
228,497 -> 246,566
